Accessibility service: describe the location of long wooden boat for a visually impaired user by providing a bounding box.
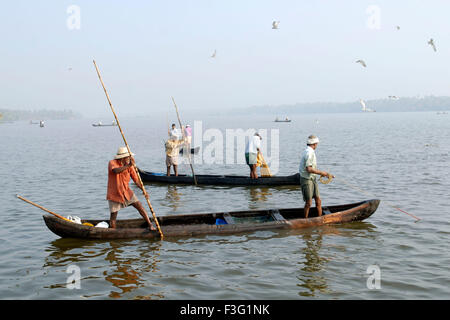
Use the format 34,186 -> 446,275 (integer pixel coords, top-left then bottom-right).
138,169 -> 300,186
43,199 -> 380,240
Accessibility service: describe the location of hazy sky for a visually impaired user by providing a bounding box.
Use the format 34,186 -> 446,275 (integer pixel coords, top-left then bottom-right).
1,0 -> 450,117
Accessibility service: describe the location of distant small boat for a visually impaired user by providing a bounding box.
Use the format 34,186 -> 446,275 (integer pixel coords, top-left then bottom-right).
92,121 -> 117,127
39,121 -> 45,127
274,117 -> 291,122
179,146 -> 200,155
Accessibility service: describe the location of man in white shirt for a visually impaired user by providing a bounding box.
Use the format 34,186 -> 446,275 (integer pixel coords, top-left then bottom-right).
168,123 -> 182,140
299,135 -> 334,218
245,133 -> 262,179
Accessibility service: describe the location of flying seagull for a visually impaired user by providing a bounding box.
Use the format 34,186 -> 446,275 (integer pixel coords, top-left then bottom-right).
356,60 -> 367,67
388,95 -> 399,100
211,50 -> 216,58
428,38 -> 436,52
272,21 -> 280,29
360,99 -> 367,111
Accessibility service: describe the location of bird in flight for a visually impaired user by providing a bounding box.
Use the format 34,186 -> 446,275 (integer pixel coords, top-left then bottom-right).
272,21 -> 280,29
388,95 -> 399,100
211,50 -> 216,58
356,60 -> 367,68
428,38 -> 437,52
360,99 -> 367,111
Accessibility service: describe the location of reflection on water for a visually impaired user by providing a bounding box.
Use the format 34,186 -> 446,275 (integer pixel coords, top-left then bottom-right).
162,185 -> 182,210
45,239 -> 162,299
248,187 -> 272,207
297,230 -> 329,297
291,222 -> 378,297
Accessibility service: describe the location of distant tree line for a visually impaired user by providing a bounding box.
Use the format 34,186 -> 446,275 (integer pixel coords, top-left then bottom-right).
0,109 -> 82,121
242,95 -> 450,114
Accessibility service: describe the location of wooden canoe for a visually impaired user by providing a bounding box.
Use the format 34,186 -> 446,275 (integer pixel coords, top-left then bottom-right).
42,199 -> 380,240
138,169 -> 300,186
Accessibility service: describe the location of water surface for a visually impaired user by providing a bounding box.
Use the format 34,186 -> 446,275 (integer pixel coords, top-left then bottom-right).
1,112 -> 449,299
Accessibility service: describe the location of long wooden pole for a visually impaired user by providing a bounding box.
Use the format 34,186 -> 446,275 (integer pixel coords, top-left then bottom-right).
171,96 -> 197,185
93,60 -> 164,239
17,195 -> 71,222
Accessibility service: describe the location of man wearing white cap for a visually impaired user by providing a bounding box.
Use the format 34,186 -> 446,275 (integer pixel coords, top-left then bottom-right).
107,147 -> 156,230
299,135 -> 334,218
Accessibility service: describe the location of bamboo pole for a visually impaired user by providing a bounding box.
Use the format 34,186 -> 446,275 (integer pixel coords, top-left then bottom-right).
17,195 -> 71,222
93,60 -> 164,239
171,96 -> 197,185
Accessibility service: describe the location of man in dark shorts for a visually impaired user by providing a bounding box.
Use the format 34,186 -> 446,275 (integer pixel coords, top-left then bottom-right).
299,135 -> 334,218
245,133 -> 262,179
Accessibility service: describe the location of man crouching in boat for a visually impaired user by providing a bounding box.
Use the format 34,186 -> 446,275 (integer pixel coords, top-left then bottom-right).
299,135 -> 334,218
107,147 -> 156,230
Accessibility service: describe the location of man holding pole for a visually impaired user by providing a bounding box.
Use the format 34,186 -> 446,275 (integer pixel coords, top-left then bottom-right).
165,135 -> 185,176
299,135 -> 334,218
107,147 -> 156,230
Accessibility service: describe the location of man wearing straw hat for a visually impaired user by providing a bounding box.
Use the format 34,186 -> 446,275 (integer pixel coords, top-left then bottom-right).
107,147 -> 156,230
299,135 -> 334,218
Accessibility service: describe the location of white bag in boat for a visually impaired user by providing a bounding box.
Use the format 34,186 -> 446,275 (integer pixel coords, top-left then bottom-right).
95,221 -> 109,228
67,216 -> 82,224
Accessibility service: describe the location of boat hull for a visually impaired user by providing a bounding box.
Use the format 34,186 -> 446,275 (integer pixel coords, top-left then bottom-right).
42,199 -> 380,240
138,169 -> 300,186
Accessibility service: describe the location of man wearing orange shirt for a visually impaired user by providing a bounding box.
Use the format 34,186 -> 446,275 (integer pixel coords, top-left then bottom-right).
107,147 -> 156,230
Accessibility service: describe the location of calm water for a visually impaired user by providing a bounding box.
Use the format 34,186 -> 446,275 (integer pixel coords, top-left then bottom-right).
0,112 -> 449,299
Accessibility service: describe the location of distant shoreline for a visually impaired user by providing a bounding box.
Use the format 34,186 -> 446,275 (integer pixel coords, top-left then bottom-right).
0,109 -> 82,121
2,95 -> 450,121
235,95 -> 450,115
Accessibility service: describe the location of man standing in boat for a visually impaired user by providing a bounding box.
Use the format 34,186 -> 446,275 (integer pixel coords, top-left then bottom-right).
184,124 -> 192,146
107,147 -> 156,230
245,132 -> 262,179
299,135 -> 334,218
168,123 -> 182,140
165,135 -> 185,176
